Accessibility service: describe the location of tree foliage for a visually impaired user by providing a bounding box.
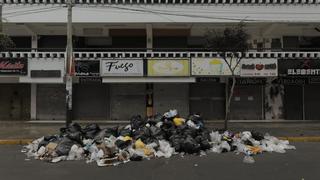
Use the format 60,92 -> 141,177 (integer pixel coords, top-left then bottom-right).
0,34 -> 15,51
205,22 -> 249,53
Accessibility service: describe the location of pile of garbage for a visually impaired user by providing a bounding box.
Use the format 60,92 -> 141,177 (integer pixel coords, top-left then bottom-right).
22,110 -> 296,166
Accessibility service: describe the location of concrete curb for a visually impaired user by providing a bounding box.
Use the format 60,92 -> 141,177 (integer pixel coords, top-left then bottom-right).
1,137 -> 320,145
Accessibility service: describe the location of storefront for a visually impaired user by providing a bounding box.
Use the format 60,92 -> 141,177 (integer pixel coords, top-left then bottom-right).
278,58 -> 320,120
148,59 -> 190,117
72,60 -> 110,120
0,58 -> 30,120
0,84 -> 30,120
230,78 -> 265,120
101,59 -> 146,120
230,58 -> 278,120
304,78 -> 320,120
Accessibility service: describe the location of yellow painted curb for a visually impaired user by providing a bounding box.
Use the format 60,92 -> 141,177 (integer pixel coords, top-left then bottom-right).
0,139 -> 33,145
278,137 -> 320,142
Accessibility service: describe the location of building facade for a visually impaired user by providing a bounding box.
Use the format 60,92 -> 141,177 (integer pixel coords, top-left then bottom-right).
1,1 -> 320,121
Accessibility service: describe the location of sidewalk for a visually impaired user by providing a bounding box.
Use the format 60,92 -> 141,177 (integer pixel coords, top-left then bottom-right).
0,120 -> 320,144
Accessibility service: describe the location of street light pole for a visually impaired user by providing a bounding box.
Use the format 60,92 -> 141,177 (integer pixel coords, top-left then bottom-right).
66,0 -> 73,127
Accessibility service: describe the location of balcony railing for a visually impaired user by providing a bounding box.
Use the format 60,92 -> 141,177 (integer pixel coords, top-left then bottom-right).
1,0 -> 319,5
1,50 -> 319,59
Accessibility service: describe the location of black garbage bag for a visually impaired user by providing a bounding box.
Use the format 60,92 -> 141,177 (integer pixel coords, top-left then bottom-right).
38,135 -> 60,150
60,122 -> 82,133
115,139 -> 132,149
194,135 -> 212,150
94,127 -> 118,143
243,140 -> 253,146
149,126 -> 162,137
66,131 -> 83,145
130,115 -> 145,130
181,136 -> 201,154
161,120 -> 175,139
82,124 -> 101,139
169,134 -> 184,152
198,128 -> 211,139
118,128 -> 132,137
188,114 -> 204,128
130,154 -> 143,161
59,122 -> 84,143
182,127 -> 197,138
200,139 -> 212,150
147,113 -> 163,125
131,129 -> 148,142
56,137 -> 78,156
251,131 -> 264,141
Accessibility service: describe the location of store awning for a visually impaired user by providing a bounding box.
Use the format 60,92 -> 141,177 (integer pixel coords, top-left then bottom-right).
3,5 -> 320,23
102,77 -> 196,83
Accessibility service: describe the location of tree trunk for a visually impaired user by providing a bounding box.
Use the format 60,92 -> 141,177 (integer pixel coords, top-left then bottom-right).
224,76 -> 236,130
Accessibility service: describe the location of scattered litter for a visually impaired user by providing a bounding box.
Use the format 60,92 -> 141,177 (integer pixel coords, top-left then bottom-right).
22,109 -> 296,166
243,155 -> 255,164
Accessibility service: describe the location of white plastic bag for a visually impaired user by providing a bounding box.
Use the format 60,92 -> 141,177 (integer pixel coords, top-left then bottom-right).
243,155 -> 255,164
210,131 -> 222,143
155,140 -> 175,158
67,145 -> 84,160
164,109 -> 178,118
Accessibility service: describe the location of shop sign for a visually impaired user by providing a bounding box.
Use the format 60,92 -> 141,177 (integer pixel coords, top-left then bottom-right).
191,58 -> 240,76
278,59 -> 320,76
234,78 -> 267,85
31,70 -> 61,78
79,77 -> 102,84
101,59 -> 144,76
147,59 -> 189,76
75,60 -> 100,76
196,77 -> 220,83
309,77 -> 320,84
272,77 -> 308,85
0,58 -> 28,75
240,58 -> 277,77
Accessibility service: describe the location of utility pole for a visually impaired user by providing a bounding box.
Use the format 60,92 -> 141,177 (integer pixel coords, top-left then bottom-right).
0,5 -> 2,34
66,0 -> 73,127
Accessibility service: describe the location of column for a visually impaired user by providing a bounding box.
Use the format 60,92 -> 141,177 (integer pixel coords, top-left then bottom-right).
30,84 -> 37,120
146,24 -> 153,50
30,35 -> 38,120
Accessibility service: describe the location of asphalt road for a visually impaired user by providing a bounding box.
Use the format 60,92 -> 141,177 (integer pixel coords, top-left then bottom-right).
0,143 -> 319,180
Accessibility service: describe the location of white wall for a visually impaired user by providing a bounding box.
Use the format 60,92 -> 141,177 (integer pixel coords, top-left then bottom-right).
19,58 -> 65,83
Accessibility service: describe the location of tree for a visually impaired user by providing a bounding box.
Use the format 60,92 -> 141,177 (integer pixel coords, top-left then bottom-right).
205,22 -> 250,130
0,34 -> 15,51
1,6 -> 15,51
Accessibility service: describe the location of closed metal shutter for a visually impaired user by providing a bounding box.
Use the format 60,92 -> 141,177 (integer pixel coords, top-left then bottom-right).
189,82 -> 225,120
284,85 -> 303,120
230,85 -> 264,120
304,84 -> 320,120
110,84 -> 146,120
37,84 -> 65,120
153,84 -> 189,117
73,84 -> 109,120
0,84 -> 30,120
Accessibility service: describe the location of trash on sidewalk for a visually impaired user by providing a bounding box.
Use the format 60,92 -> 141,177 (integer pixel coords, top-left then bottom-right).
22,109 -> 296,166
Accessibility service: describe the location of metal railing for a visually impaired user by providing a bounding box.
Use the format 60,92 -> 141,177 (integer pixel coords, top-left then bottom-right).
1,50 -> 319,59
1,0 -> 319,5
